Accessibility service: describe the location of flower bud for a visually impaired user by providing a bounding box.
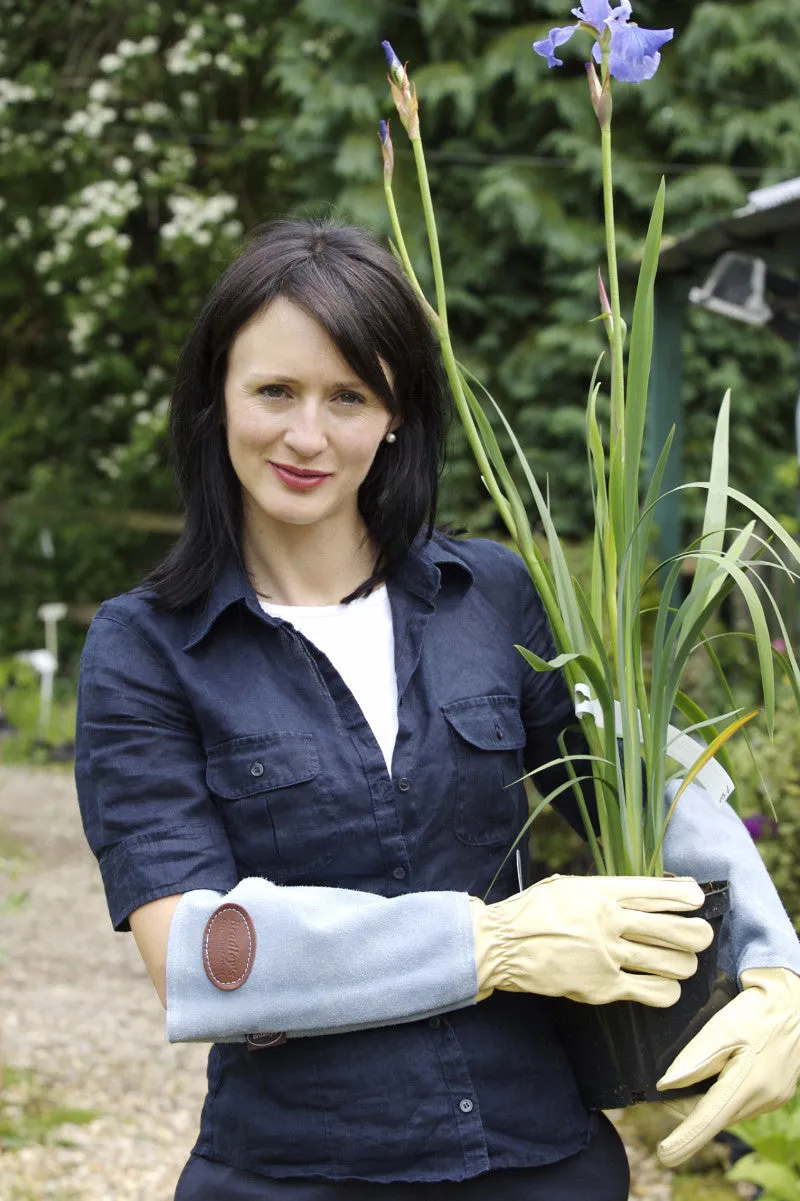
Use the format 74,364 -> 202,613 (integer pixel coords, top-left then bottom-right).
378,119 -> 394,180
381,39 -> 419,138
597,268 -> 613,331
381,40 -> 404,86
586,61 -> 612,127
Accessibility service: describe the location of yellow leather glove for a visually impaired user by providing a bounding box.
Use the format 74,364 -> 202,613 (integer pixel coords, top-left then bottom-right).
470,874 -> 713,1006
656,966 -> 800,1167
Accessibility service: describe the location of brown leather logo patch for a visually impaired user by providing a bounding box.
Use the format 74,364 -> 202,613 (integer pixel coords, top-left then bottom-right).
247,1031 -> 287,1050
202,903 -> 256,991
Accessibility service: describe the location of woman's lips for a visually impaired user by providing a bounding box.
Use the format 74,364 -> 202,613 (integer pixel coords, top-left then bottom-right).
270,462 -> 331,490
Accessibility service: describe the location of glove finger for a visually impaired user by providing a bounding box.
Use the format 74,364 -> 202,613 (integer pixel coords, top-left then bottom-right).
620,910 -> 714,953
657,1054 -> 754,1168
659,1097 -> 698,1122
620,942 -> 698,981
657,1021 -> 743,1090
615,972 -> 681,1008
613,877 -> 705,913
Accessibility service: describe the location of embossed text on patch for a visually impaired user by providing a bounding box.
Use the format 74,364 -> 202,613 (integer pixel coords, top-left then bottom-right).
202,902 -> 256,991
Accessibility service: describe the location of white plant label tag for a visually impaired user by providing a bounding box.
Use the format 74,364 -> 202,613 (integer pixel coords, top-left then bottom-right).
573,683 -> 735,805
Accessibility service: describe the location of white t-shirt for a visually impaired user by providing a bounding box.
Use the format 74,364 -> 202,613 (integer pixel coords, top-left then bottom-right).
259,586 -> 398,771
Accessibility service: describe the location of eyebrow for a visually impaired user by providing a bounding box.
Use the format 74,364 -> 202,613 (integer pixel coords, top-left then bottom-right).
242,373 -> 367,391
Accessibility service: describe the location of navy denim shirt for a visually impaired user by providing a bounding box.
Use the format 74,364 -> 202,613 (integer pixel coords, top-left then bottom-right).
75,534 -> 595,1184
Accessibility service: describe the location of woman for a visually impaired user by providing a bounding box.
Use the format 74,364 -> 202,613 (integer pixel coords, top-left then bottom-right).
75,219 -> 800,1200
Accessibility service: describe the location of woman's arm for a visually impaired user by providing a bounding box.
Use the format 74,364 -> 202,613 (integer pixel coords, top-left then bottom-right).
130,881 -> 479,1041
130,894 -> 184,1008
164,878 -> 480,1042
159,874 -> 707,1044
76,611 -> 239,931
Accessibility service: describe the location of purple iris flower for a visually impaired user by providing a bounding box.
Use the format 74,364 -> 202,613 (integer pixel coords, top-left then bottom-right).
603,20 -> 673,81
743,814 -> 779,842
533,0 -> 673,83
534,26 -> 578,69
575,0 -> 620,25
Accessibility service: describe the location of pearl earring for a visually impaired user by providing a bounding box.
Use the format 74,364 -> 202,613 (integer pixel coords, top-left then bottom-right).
385,432 -> 397,443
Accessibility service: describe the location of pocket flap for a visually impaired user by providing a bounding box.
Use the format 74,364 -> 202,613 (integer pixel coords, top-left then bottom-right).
442,696 -> 526,751
207,733 -> 319,800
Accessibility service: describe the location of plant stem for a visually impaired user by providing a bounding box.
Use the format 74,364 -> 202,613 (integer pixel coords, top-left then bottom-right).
600,131 -> 625,447
384,144 -> 520,540
412,138 -> 449,331
441,342 -> 517,538
599,55 -> 641,869
402,133 -> 526,539
599,116 -> 623,705
383,178 -> 435,319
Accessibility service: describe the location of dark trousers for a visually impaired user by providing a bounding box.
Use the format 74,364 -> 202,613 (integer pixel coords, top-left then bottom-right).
175,1112 -> 629,1201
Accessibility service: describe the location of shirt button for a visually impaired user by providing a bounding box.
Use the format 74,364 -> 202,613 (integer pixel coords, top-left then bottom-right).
392,865 -> 407,880
428,1017 -> 441,1029
397,777 -> 410,792
459,1098 -> 474,1114
249,761 -> 265,778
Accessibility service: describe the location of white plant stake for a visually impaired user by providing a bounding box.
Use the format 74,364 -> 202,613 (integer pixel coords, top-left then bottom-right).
37,602 -> 67,668
15,648 -> 58,740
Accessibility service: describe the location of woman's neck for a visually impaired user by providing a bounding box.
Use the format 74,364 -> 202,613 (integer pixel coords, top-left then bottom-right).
242,512 -> 378,607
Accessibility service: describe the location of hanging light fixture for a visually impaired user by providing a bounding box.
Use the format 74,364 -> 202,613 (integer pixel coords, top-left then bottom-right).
689,252 -> 773,326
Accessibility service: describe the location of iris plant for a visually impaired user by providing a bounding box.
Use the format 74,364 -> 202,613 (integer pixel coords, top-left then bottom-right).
377,16 -> 800,877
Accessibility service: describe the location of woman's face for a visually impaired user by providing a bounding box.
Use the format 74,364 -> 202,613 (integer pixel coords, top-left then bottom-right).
224,298 -> 397,541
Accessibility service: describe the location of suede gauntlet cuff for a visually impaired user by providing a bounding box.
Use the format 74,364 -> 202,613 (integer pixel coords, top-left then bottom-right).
662,780 -> 800,982
166,877 -> 479,1043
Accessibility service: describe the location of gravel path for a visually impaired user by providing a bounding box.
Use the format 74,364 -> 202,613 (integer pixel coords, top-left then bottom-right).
0,767 -> 207,1200
0,765 -> 673,1200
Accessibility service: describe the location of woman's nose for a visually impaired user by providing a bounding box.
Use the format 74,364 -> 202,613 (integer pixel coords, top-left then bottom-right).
282,401 -> 327,456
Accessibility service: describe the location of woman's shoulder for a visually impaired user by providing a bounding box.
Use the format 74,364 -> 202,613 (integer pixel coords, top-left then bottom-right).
90,584 -> 165,630
84,584 -> 192,659
429,530 -> 530,588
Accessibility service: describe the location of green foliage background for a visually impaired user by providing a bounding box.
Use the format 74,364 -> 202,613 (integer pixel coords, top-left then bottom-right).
728,682 -> 800,935
1,0 -> 799,663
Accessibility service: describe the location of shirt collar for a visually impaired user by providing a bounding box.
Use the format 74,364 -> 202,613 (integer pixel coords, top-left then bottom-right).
182,533 -> 474,652
393,531 -> 474,604
182,556 -> 260,651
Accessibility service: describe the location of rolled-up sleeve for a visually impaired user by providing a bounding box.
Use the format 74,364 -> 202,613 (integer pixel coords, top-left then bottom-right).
75,613 -> 238,931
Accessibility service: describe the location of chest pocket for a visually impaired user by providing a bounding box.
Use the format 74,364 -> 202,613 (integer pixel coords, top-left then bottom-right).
206,732 -> 338,879
442,696 -> 527,846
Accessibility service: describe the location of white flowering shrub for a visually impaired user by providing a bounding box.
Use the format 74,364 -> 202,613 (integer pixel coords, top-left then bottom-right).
0,0 -> 288,651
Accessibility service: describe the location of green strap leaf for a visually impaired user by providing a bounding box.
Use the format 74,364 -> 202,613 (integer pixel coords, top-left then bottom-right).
692,390 -> 731,595
624,178 -> 665,535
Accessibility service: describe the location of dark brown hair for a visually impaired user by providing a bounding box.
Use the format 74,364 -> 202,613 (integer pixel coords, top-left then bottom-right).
145,218 -> 451,608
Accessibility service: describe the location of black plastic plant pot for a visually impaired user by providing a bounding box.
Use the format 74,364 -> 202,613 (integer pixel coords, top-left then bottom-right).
551,879 -> 733,1110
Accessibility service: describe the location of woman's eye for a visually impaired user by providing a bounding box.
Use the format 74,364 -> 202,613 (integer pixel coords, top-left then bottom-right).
336,391 -> 366,407
259,385 -> 288,400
